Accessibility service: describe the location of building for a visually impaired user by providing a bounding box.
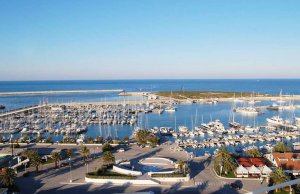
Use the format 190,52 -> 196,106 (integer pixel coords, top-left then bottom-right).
236,158 -> 272,178
268,152 -> 300,175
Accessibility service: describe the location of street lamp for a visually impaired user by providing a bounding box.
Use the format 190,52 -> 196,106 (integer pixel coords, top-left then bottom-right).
86,162 -> 89,173
94,147 -> 96,159
69,157 -> 72,183
10,134 -> 14,156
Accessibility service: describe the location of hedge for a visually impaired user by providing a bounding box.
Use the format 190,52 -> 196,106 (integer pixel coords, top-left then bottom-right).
86,174 -> 136,180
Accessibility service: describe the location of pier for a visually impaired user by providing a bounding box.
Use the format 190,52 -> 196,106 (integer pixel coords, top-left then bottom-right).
0,89 -> 124,96
0,104 -> 49,118
177,131 -> 300,148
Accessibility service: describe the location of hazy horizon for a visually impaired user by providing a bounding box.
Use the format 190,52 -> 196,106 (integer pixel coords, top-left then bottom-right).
1,0 -> 300,80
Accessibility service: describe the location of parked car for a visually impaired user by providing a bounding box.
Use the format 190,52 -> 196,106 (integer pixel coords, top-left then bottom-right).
230,183 -> 241,190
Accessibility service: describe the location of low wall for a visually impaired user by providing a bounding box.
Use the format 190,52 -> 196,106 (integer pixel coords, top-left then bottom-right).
112,165 -> 142,176
147,171 -> 175,176
140,157 -> 174,165
151,174 -> 190,183
85,177 -> 159,185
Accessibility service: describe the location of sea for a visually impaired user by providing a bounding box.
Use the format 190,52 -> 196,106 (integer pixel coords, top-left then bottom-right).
0,79 -> 300,156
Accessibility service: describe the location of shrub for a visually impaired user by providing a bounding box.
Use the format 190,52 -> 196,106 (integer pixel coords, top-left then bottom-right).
102,143 -> 112,152
86,169 -> 136,180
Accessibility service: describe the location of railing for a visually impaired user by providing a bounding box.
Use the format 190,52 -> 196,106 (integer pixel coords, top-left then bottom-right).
247,178 -> 300,194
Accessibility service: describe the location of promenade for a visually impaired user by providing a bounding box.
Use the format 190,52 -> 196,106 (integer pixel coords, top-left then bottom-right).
8,142 -> 265,194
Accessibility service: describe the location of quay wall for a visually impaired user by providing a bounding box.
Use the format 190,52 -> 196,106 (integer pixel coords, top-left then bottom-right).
0,89 -> 123,96
85,177 -> 159,185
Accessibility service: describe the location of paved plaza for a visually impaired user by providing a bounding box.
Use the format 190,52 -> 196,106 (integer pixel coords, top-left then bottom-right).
0,142 -> 268,194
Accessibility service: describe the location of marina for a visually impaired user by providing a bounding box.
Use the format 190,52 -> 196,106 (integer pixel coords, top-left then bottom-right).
1,90 -> 300,156
2,0 -> 300,193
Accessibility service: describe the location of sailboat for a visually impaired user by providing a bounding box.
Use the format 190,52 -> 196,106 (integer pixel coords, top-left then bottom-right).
165,93 -> 177,112
157,103 -> 164,114
295,117 -> 300,127
229,102 -> 241,128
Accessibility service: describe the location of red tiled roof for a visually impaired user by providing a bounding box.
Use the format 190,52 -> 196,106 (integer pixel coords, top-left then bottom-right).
272,152 -> 300,171
237,158 -> 266,167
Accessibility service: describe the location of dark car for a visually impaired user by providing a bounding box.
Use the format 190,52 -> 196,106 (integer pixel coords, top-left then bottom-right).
230,183 -> 241,190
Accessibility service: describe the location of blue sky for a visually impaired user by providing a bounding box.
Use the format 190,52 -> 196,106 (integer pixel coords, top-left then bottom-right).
0,0 -> 299,80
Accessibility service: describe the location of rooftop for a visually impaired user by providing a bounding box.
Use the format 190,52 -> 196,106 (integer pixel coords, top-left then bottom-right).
237,158 -> 266,167
272,152 -> 300,171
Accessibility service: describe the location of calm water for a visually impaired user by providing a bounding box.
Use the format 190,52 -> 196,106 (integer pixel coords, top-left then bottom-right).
1,79 -> 300,156
1,79 -> 300,93
1,79 -> 300,110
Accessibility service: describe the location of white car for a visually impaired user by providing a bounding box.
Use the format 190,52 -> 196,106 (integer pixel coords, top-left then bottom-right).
117,148 -> 125,153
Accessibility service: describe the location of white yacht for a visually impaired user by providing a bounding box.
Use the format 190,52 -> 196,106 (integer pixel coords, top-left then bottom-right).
266,116 -> 285,126
165,106 -> 177,112
178,126 -> 188,133
267,116 -> 297,129
234,107 -> 261,115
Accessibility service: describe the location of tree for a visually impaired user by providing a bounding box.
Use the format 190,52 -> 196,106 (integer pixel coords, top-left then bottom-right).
80,146 -> 90,164
29,150 -> 42,173
86,136 -> 94,144
96,136 -> 103,144
0,168 -> 16,188
147,135 -> 160,147
46,136 -> 53,143
214,147 -> 237,175
176,160 -> 185,173
123,136 -> 129,143
36,135 -> 43,143
245,148 -> 262,158
51,152 -> 61,169
136,130 -> 150,145
22,149 -> 33,159
65,149 -> 73,159
113,137 -> 119,145
102,151 -> 115,167
270,167 -> 290,192
273,142 -> 292,153
102,142 -> 112,152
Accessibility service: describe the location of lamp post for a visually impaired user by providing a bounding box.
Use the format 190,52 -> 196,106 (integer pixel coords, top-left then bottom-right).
94,147 -> 96,159
69,157 -> 72,183
86,161 -> 89,173
10,134 -> 14,156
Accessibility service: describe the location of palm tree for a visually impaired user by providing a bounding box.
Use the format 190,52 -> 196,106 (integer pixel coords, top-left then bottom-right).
102,151 -> 115,167
30,150 -> 42,173
270,167 -> 290,192
273,142 -> 292,153
0,167 -> 16,187
22,149 -> 34,159
215,147 -> 237,175
65,149 -> 73,159
123,136 -> 129,143
176,160 -> 185,173
246,148 -> 261,158
136,130 -> 149,145
102,142 -> 112,152
80,146 -> 90,164
51,152 -> 61,169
